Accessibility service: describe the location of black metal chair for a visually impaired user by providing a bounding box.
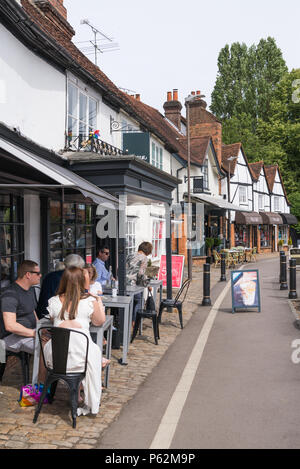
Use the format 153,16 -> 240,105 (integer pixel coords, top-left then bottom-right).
158,279 -> 191,329
131,309 -> 160,345
0,349 -> 31,386
33,327 -> 89,429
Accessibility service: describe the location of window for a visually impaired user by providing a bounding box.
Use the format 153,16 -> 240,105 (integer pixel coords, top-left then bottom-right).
239,186 -> 247,204
260,225 -> 271,248
152,219 -> 164,259
151,142 -> 163,170
279,225 -> 288,244
126,219 -> 136,257
274,197 -> 280,212
258,195 -> 264,210
202,159 -> 209,190
67,82 -> 97,146
49,201 -> 96,271
0,195 -> 24,290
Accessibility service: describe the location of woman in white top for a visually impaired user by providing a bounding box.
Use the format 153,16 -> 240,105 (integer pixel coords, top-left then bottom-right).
43,267 -> 105,416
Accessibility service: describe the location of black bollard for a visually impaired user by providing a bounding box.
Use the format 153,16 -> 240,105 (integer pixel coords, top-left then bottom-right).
280,254 -> 288,290
220,252 -> 226,282
202,263 -> 212,306
289,258 -> 298,299
279,250 -> 285,283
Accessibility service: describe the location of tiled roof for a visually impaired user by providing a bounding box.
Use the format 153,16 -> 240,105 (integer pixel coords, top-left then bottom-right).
248,161 -> 264,181
20,0 -> 203,165
221,143 -> 241,175
264,165 -> 278,192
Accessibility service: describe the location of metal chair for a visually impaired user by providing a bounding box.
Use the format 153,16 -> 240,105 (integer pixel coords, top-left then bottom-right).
0,349 -> 31,386
33,327 -> 89,429
212,250 -> 221,268
158,279 -> 191,329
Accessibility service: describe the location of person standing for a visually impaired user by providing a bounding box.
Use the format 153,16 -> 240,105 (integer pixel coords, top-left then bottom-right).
0,260 -> 41,354
93,246 -> 113,286
126,242 -> 153,323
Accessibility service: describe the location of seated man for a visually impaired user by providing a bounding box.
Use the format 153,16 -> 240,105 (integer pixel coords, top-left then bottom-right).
93,246 -> 113,286
0,260 -> 41,355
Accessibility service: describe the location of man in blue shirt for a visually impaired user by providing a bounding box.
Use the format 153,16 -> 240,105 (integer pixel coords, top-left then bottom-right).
93,246 -> 112,286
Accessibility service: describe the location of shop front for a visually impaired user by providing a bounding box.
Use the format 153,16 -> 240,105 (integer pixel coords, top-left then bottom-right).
234,212 -> 263,249
259,212 -> 283,252
279,213 -> 298,250
0,125 -> 118,290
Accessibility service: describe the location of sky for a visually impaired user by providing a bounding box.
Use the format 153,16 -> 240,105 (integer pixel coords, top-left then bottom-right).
64,0 -> 300,114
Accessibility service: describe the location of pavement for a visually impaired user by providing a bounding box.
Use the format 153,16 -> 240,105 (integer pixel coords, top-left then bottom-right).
1,252 -> 293,450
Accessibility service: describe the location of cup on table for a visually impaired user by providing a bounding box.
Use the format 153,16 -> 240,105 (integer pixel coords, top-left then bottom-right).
112,288 -> 117,298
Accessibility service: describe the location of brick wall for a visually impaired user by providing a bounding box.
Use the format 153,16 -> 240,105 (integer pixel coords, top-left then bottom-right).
45,0 -> 67,19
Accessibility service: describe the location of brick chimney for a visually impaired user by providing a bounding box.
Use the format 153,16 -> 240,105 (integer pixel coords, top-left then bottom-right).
163,89 -> 183,130
186,90 -> 222,167
33,0 -> 75,39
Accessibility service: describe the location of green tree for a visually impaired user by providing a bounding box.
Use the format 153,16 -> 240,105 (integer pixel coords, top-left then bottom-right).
211,37 -> 287,126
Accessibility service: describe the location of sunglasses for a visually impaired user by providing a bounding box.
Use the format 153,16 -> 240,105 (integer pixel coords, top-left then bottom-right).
103,252 -> 110,256
28,271 -> 42,275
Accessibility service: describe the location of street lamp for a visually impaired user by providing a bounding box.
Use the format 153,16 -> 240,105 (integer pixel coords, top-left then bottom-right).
185,93 -> 205,280
227,156 -> 238,247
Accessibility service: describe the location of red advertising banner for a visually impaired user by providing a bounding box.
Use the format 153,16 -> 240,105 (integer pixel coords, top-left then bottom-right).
158,255 -> 185,289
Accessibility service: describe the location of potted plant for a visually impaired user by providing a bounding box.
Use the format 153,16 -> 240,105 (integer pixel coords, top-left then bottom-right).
278,239 -> 284,251
213,238 -> 222,252
205,237 -> 215,263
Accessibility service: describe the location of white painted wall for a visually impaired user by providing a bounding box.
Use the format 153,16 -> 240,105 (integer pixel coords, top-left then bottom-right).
0,24 -> 65,151
253,168 -> 270,213
228,149 -> 253,222
271,169 -> 290,214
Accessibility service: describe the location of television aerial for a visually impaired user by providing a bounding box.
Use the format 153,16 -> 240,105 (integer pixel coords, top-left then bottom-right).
77,19 -> 120,66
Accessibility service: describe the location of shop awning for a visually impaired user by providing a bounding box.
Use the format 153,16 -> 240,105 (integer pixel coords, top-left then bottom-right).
0,138 -> 118,208
235,212 -> 263,225
260,212 -> 283,225
280,213 -> 298,225
191,193 -> 248,212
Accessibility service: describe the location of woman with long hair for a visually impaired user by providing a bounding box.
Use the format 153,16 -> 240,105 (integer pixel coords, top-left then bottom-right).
43,267 -> 105,416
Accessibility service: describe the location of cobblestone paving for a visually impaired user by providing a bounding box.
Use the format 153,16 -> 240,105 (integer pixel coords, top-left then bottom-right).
0,258 -> 274,449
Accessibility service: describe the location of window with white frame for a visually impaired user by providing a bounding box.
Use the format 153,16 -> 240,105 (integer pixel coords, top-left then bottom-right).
125,219 -> 136,257
151,142 -> 163,170
67,82 -> 97,146
152,219 -> 164,260
202,158 -> 209,190
239,186 -> 247,204
258,194 -> 264,210
274,196 -> 280,212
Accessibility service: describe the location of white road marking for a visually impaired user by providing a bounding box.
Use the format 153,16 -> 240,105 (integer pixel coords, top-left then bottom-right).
149,278 -> 233,449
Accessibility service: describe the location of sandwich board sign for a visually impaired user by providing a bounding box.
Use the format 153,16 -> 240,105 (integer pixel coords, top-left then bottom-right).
158,255 -> 185,289
231,270 -> 261,313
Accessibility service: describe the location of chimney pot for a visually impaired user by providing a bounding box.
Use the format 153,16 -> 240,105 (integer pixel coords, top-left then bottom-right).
167,91 -> 172,102
191,91 -> 196,96
196,90 -> 201,95
135,94 -> 140,101
173,89 -> 179,101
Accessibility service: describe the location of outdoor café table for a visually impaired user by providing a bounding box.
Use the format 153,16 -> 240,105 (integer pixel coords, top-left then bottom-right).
101,295 -> 133,366
149,279 -> 163,307
32,314 -> 114,388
